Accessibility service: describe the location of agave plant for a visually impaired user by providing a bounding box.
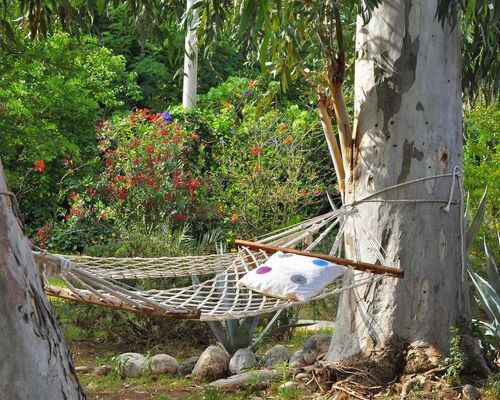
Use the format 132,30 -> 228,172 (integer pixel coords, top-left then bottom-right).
465,188 -> 500,350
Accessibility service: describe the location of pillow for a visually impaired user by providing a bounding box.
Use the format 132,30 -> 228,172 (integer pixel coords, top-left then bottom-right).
237,251 -> 347,301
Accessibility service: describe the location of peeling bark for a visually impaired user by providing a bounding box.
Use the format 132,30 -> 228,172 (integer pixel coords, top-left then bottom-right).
327,0 -> 468,378
0,160 -> 86,399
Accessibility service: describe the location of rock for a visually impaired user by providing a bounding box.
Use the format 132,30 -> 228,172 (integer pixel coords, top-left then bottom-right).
191,346 -> 229,381
149,354 -> 179,375
278,381 -> 298,391
209,369 -> 275,390
117,352 -> 147,378
260,345 -> 289,368
462,384 -> 480,400
288,350 -> 306,368
178,356 -> 199,376
93,365 -> 112,376
229,348 -> 258,375
295,372 -> 309,381
302,334 -> 331,365
75,366 -> 91,374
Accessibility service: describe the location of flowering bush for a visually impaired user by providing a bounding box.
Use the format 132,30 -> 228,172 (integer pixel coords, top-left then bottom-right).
199,77 -> 335,239
79,109 -> 216,233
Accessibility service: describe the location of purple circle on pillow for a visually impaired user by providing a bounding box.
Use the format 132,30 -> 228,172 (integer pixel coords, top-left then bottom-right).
256,266 -> 272,274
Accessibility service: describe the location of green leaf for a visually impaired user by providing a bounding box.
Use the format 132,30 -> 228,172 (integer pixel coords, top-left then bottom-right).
466,187 -> 487,256
468,268 -> 500,326
484,236 -> 500,293
96,0 -> 106,15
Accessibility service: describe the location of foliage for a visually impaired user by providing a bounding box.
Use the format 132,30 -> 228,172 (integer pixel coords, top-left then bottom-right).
0,33 -> 140,229
442,326 -> 468,383
207,316 -> 260,356
74,108 -> 216,235
200,77 -> 334,240
464,102 -> 499,249
465,188 -> 500,356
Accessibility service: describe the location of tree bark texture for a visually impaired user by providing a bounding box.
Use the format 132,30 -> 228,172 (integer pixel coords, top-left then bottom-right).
182,0 -> 199,108
327,0 -> 468,375
0,160 -> 86,399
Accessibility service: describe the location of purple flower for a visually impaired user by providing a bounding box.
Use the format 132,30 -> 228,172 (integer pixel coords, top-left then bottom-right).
269,139 -> 277,145
161,111 -> 173,123
219,137 -> 227,143
243,91 -> 253,97
230,129 -> 236,135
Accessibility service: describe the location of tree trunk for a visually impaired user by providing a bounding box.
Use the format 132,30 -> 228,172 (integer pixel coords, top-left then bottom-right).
327,0 -> 468,377
182,0 -> 199,108
0,160 -> 86,399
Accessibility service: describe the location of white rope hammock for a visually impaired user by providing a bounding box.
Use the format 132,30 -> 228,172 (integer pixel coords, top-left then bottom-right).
32,170 -> 463,321
35,207 -> 398,321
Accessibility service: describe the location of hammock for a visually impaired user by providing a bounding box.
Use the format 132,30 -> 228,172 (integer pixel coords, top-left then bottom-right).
36,206 -> 403,321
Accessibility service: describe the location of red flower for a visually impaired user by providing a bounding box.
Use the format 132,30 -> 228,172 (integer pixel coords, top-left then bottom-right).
146,144 -> 155,153
249,80 -> 256,89
69,207 -> 82,216
98,210 -> 108,220
231,214 -> 238,223
70,192 -> 80,201
146,179 -> 154,186
118,188 -> 128,200
190,179 -> 198,191
251,147 -> 260,155
279,123 -> 287,131
191,132 -> 199,141
173,213 -> 187,221
34,160 -> 45,172
86,188 -> 97,197
314,188 -> 322,197
284,136 -> 292,145
133,158 -> 140,165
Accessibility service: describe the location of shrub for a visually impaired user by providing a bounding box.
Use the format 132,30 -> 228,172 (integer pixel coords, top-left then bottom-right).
0,33 -> 141,230
200,77 -> 335,239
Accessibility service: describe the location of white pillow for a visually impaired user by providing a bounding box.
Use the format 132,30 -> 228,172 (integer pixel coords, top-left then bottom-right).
237,251 -> 347,301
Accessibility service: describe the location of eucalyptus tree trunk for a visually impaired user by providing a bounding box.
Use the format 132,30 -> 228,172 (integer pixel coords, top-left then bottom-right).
327,0 -> 468,376
182,0 -> 199,108
0,160 -> 86,399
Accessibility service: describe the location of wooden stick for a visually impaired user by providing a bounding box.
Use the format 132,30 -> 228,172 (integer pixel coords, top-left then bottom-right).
45,286 -> 201,320
235,240 -> 403,278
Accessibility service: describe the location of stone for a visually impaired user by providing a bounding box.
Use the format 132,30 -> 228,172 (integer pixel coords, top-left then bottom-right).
209,370 -> 275,390
295,372 -> 310,381
117,352 -> 147,378
93,365 -> 112,376
278,381 -> 298,391
229,348 -> 258,375
178,356 -> 199,376
149,354 -> 179,375
260,345 -> 289,368
302,334 -> 331,365
191,346 -> 230,381
462,384 -> 480,400
288,350 -> 306,368
75,366 -> 91,374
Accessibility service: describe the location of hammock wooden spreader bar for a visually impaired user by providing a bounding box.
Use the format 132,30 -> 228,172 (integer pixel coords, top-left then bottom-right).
235,240 -> 404,278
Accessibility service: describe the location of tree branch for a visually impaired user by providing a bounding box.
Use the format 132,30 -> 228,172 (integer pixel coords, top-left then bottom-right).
317,89 -> 345,199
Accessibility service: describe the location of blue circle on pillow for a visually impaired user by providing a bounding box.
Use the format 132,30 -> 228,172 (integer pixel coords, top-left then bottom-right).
312,259 -> 329,267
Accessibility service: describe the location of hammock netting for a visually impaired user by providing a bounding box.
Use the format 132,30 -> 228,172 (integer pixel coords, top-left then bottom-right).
36,206 -> 400,321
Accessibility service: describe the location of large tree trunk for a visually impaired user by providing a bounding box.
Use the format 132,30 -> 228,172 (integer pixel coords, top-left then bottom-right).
0,160 -> 86,399
327,0 -> 468,376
